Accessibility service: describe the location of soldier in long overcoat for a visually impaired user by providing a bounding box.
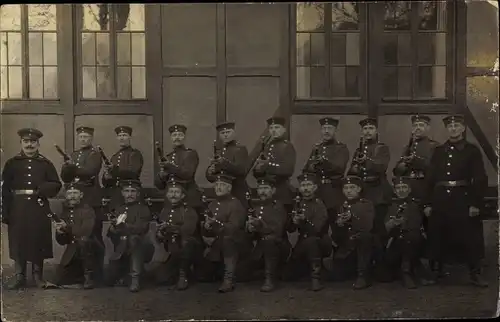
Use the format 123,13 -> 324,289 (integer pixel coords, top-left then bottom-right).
303,117 -> 350,231
2,128 -> 62,289
423,114 -> 488,287
155,124 -> 203,215
206,122 -> 249,208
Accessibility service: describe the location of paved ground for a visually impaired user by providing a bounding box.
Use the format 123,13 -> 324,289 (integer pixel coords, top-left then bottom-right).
1,262 -> 499,321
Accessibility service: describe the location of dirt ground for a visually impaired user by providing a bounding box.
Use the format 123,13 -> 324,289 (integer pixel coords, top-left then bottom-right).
1,261 -> 498,321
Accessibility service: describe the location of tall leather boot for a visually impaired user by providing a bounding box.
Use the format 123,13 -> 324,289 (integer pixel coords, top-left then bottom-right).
218,257 -> 236,293
469,264 -> 488,288
83,269 -> 95,290
32,261 -> 46,288
430,260 -> 449,279
261,258 -> 277,292
310,258 -> 323,292
7,261 -> 27,290
177,258 -> 190,291
401,261 -> 417,289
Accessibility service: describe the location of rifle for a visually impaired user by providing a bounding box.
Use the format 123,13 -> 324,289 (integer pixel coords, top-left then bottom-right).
201,194 -> 223,229
353,135 -> 367,165
400,134 -> 418,163
248,135 -> 272,175
54,144 -> 71,162
304,143 -> 322,173
107,211 -> 128,257
38,198 -> 74,244
386,202 -> 408,249
245,192 -> 262,232
291,194 -> 304,225
96,146 -> 112,167
155,141 -> 167,163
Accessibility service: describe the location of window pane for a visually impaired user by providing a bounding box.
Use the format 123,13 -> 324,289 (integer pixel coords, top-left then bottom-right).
7,32 -> 21,65
117,66 -> 131,98
383,66 -> 412,98
29,66 -> 44,98
81,33 -> 96,65
0,32 -> 7,65
309,32 -> 325,66
95,33 -> 110,65
82,66 -> 97,98
28,4 -> 57,31
397,67 -> 412,97
296,33 -> 310,66
418,33 -> 446,65
466,0 -> 498,68
131,33 -> 145,65
0,5 -> 21,31
116,33 -> 131,65
330,34 -> 346,65
310,66 -> 328,97
383,33 -> 398,65
8,66 -> 22,98
296,66 -> 310,98
346,66 -> 360,97
417,66 -> 446,98
122,4 -> 145,31
384,33 -> 412,65
331,66 -> 345,97
96,66 -> 112,98
296,3 -> 324,32
44,66 -> 58,98
384,1 -> 411,30
82,4 -> 109,31
131,66 -> 145,99
28,32 -> 43,66
0,66 -> 8,98
43,32 -> 57,65
331,2 -> 359,31
418,1 -> 447,31
345,33 -> 359,66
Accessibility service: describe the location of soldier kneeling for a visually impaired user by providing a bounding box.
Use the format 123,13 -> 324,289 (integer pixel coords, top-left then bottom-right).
154,177 -> 202,290
243,176 -> 289,292
52,182 -> 100,289
104,179 -> 152,292
284,172 -> 332,292
330,176 -> 374,290
383,176 -> 425,289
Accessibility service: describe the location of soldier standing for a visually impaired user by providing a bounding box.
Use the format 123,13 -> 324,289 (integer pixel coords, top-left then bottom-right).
303,117 -> 350,232
154,177 -> 202,290
243,176 -> 289,292
102,126 -> 144,211
51,182 -> 100,289
206,121 -> 249,208
198,174 -> 249,293
155,124 -> 203,216
104,179 -> 153,292
423,114 -> 488,287
284,173 -> 331,291
330,175 -> 374,290
2,128 -> 62,289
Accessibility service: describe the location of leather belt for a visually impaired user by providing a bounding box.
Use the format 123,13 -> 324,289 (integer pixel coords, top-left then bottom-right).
13,189 -> 35,195
435,180 -> 469,187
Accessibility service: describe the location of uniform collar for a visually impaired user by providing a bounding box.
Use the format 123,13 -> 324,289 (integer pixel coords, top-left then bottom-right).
119,145 -> 132,151
79,145 -> 93,151
365,138 -> 378,145
173,144 -> 186,151
16,151 -> 39,159
224,140 -> 236,147
124,200 -> 140,206
322,139 -> 336,145
345,196 -> 361,204
64,201 -> 84,210
215,194 -> 232,201
446,138 -> 466,151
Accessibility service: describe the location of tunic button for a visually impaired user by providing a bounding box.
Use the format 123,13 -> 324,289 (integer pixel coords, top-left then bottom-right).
28,159 -> 32,163
27,174 -> 31,177
28,166 -> 31,170
447,172 -> 450,175
448,155 -> 453,158
447,163 -> 451,166
28,181 -> 32,184
446,189 -> 451,193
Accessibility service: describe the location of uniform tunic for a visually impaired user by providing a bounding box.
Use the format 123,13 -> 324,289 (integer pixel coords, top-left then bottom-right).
60,146 -> 102,207
253,137 -> 296,207
102,146 -> 144,210
303,140 -> 350,211
157,202 -> 200,253
2,152 -> 62,261
424,139 -> 487,263
206,140 -> 249,208
155,145 -> 202,209
393,137 -> 439,201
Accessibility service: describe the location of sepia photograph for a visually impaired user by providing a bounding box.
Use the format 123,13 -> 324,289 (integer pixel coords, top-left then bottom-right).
0,1 -> 499,320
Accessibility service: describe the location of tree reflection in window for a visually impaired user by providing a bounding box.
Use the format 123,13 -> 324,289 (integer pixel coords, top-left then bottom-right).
80,4 -> 146,99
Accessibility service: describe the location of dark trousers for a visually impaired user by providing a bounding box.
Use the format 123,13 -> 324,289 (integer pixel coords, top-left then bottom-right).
55,241 -> 96,285
283,236 -> 324,281
329,233 -> 373,281
92,206 -> 105,284
237,238 -> 286,282
382,232 -> 422,281
105,235 -> 145,285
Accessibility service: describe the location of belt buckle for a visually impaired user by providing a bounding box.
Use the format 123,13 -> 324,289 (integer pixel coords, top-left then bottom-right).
410,172 -> 416,178
449,181 -> 457,186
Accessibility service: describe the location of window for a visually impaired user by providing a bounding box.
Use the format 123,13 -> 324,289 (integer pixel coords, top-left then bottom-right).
0,4 -> 58,99
295,2 -> 364,99
382,1 -> 448,99
79,4 -> 146,100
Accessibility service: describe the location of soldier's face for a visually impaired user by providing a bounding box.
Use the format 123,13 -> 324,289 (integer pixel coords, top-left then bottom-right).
170,131 -> 185,146
215,181 -> 232,196
298,180 -> 317,197
122,187 -> 140,203
268,124 -> 286,139
219,128 -> 235,144
321,125 -> 337,141
117,133 -> 131,147
65,188 -> 83,206
257,184 -> 275,200
20,138 -> 40,155
166,186 -> 185,204
412,121 -> 430,138
446,122 -> 465,139
362,125 -> 377,140
343,184 -> 361,200
394,183 -> 411,198
77,133 -> 93,148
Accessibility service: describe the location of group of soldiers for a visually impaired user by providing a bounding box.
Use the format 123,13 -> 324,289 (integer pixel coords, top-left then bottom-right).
1,113 -> 489,294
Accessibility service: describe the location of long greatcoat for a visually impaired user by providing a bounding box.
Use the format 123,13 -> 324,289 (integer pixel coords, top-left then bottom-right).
2,152 -> 62,262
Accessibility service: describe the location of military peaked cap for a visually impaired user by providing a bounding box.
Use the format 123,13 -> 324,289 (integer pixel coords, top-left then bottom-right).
266,117 -> 286,126
297,172 -> 319,185
411,115 -> 431,124
215,173 -> 235,184
168,124 -> 187,134
216,121 -> 235,132
17,128 -> 43,140
120,179 -> 142,189
165,176 -> 186,191
76,126 -> 95,135
319,117 -> 339,127
115,126 -> 133,135
359,117 -> 377,128
257,175 -> 277,187
341,175 -> 363,187
65,181 -> 85,191
442,114 -> 465,126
